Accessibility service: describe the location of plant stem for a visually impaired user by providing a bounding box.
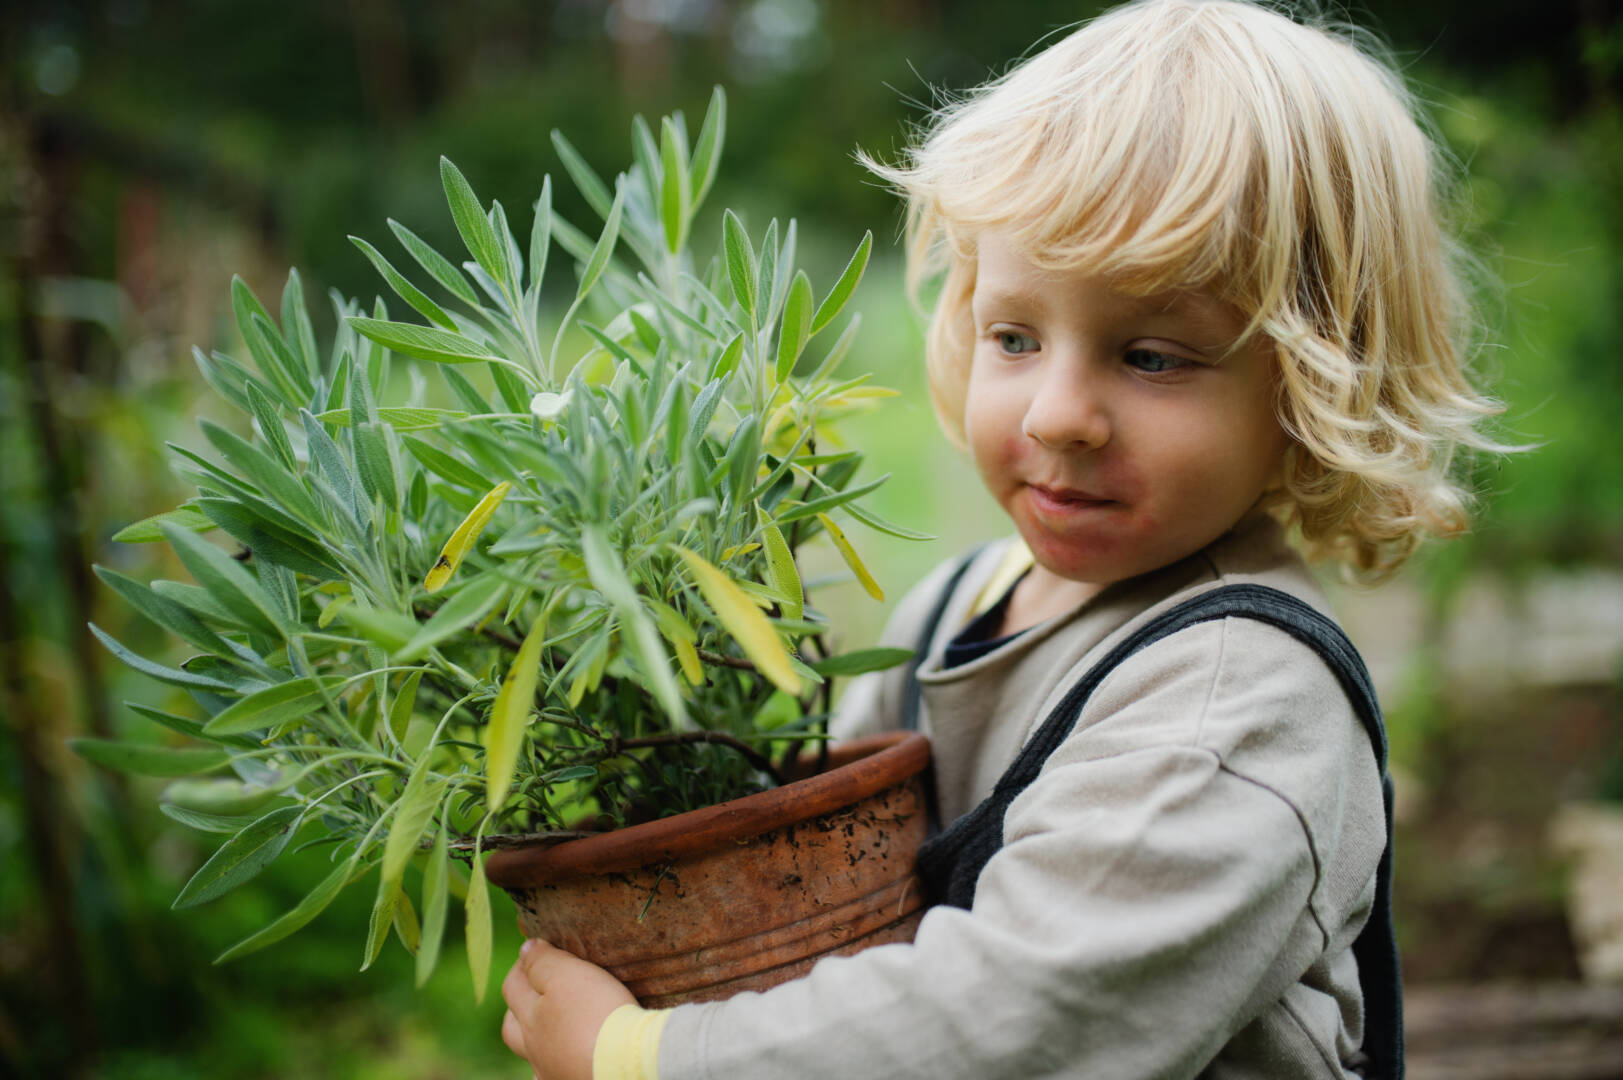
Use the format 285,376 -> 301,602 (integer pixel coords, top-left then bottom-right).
611,731 -> 784,786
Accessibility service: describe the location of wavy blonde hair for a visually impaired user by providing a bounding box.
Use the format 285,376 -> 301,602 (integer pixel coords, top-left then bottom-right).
865,0 -> 1505,576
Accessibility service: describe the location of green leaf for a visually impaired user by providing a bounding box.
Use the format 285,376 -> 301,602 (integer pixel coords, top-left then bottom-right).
89,623 -> 236,691
315,406 -> 470,431
203,676 -> 342,736
389,670 -> 423,743
809,647 -> 915,676
281,269 -> 320,380
439,157 -> 510,298
550,130 -> 614,221
94,564 -> 240,659
173,805 -> 303,909
582,526 -> 686,726
689,86 -> 726,210
249,313 -> 315,405
161,522 -> 289,639
350,235 -> 458,330
388,218 -> 479,306
415,814 -> 451,987
760,522 -> 803,620
69,738 -> 228,777
810,230 -> 872,336
215,857 -> 356,964
130,702 -> 256,748
838,499 -> 937,541
353,421 -> 399,515
113,506 -> 216,544
381,769 -> 447,901
722,210 -> 756,319
709,333 -> 745,381
246,381 -> 298,473
773,473 -> 890,525
301,409 -> 368,530
775,269 -> 814,383
576,182 -> 626,302
659,116 -> 691,254
402,436 -> 489,491
197,498 -> 346,581
672,547 -> 799,695
527,176 -> 553,305
162,771 -> 308,817
484,610 -> 547,814
466,852 -> 492,1003
397,573 -> 507,662
346,317 -> 499,365
159,803 -> 257,834
198,419 -> 322,528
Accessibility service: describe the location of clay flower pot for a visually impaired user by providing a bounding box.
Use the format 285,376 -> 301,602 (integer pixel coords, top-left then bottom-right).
484,731 -> 931,1007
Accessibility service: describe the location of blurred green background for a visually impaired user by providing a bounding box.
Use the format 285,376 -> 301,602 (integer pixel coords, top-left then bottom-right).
2,1 -> 1620,1077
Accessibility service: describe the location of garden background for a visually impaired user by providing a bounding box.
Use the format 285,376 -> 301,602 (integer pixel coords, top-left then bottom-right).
2,1 -> 1620,1076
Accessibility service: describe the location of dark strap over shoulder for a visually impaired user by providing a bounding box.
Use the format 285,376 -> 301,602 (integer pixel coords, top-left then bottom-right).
905,579 -> 1404,1080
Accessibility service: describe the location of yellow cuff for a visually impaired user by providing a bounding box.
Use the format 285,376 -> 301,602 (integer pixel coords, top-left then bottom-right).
592,1002 -> 669,1080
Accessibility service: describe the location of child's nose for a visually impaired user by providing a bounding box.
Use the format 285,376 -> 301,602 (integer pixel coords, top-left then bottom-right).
1020,364 -> 1110,450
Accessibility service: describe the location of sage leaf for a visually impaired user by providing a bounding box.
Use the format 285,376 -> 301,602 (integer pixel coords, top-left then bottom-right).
346,317 -> 499,365
809,647 -> 915,677
315,406 -> 469,431
673,547 -> 798,695
415,814 -> 450,987
159,803 -> 257,834
439,157 -> 509,297
215,857 -> 356,964
161,521 -> 291,639
388,218 -> 479,306
69,738 -> 228,777
465,851 -> 492,1003
246,381 -> 298,472
173,805 -> 303,908
582,526 -> 686,726
689,86 -> 726,209
810,230 -> 873,336
550,130 -> 614,221
722,210 -> 756,319
760,522 -> 803,619
577,182 -> 626,303
112,506 -> 216,544
397,573 -> 507,662
349,236 -> 457,329
484,610 -> 547,813
816,512 -> 884,601
89,623 -> 236,691
659,116 -> 690,254
775,269 -> 813,383
203,675 -> 341,736
424,481 -> 511,593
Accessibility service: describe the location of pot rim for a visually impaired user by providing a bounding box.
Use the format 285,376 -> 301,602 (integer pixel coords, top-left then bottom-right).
484,730 -> 930,888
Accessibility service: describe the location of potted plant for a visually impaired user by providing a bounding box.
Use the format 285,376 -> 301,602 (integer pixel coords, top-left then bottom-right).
72,88 -> 934,1004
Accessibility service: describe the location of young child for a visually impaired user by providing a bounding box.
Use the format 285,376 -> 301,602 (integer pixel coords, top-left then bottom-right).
500,1 -> 1503,1076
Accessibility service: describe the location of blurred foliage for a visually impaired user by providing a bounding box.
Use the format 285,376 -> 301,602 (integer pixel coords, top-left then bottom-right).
1,1 -> 1620,1076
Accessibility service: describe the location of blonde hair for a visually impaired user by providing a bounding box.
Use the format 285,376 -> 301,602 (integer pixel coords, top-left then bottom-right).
866,0 -> 1506,577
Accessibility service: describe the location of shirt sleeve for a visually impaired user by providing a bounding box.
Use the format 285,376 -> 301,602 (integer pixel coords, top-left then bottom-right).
594,1003 -> 670,1080
655,620 -> 1371,1080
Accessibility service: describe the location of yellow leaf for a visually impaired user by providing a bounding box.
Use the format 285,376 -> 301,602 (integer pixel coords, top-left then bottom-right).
484,610 -> 546,813
424,482 -> 511,593
672,637 -> 703,685
720,542 -> 760,560
673,547 -> 799,695
817,512 -> 883,602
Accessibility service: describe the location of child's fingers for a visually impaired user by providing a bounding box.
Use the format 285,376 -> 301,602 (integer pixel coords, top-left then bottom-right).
501,1007 -> 531,1061
502,952 -> 541,1012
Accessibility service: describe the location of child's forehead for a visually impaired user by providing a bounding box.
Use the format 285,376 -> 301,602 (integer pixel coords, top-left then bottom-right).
970,231 -> 1244,330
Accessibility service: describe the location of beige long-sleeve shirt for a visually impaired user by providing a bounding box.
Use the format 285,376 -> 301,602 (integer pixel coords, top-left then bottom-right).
656,514 -> 1387,1079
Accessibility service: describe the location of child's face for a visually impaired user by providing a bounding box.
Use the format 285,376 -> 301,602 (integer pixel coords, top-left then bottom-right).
965,230 -> 1287,590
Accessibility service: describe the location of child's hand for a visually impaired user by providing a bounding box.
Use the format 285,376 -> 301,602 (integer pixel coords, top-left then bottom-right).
501,937 -> 636,1080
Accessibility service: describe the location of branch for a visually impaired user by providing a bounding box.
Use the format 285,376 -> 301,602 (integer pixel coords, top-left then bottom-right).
696,647 -> 756,672
613,731 -> 785,786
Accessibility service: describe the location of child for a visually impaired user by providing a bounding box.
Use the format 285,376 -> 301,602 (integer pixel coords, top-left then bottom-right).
500,1 -> 1503,1076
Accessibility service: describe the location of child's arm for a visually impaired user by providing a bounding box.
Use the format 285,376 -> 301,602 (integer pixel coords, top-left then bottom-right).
648,618 -> 1383,1079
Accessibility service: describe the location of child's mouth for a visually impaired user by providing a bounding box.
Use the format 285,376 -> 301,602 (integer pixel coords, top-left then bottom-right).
1028,485 -> 1115,514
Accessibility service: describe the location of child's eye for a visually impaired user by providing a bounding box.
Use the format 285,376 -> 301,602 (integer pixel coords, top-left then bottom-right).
994,330 -> 1039,355
1125,349 -> 1190,374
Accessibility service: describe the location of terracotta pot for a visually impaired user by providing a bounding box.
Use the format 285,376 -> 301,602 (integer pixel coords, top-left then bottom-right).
484,731 -> 931,1007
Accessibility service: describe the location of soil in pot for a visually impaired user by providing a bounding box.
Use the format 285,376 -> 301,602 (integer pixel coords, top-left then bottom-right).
484,731 -> 932,1007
